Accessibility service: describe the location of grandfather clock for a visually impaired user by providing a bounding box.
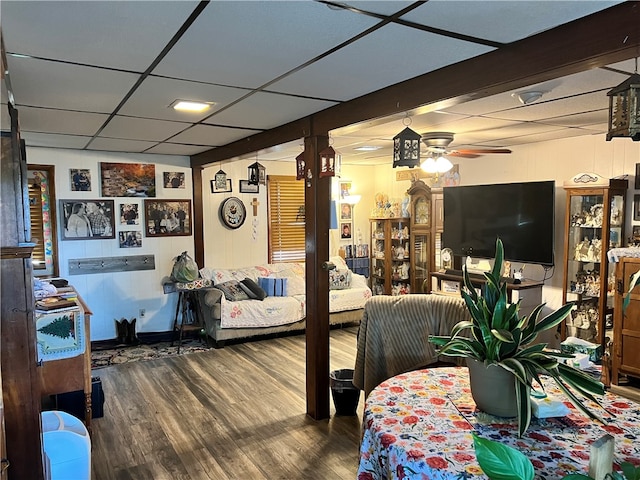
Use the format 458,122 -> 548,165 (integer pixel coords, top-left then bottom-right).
407,180 -> 432,293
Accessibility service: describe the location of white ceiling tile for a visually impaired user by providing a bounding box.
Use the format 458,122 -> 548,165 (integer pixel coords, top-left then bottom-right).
1,0 -> 201,71
7,56 -> 138,112
20,132 -> 93,150
88,137 -> 158,153
539,109 -> 609,128
146,143 -> 213,156
120,76 -> 248,122
170,124 -> 262,146
270,23 -> 493,100
154,1 -> 381,89
100,116 -> 189,142
17,106 -> 109,136
206,92 -> 338,130
401,1 -> 622,44
490,91 -> 608,122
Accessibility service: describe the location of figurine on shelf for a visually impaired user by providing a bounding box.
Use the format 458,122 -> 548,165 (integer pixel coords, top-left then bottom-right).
401,195 -> 410,218
401,262 -> 410,279
395,245 -> 405,259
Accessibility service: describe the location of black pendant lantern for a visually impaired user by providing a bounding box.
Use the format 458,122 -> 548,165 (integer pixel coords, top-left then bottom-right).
248,161 -> 266,185
295,152 -> 305,180
319,146 -> 339,177
393,126 -> 421,168
606,71 -> 640,141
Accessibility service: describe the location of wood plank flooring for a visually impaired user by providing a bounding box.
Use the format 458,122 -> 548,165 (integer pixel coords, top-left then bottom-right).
90,327 -> 364,480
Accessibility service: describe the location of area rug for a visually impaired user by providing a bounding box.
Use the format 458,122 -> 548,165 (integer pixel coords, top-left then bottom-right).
91,338 -> 210,369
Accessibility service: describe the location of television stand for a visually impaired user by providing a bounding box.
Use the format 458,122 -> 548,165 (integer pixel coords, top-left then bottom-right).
431,271 -> 544,319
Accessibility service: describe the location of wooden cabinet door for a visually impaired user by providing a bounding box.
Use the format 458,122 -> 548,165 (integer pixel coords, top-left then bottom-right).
612,257 -> 640,384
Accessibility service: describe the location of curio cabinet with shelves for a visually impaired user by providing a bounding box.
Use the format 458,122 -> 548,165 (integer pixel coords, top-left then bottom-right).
561,173 -> 627,356
370,217 -> 411,295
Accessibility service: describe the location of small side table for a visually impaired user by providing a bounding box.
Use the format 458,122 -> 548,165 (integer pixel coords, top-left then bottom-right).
164,279 -> 213,353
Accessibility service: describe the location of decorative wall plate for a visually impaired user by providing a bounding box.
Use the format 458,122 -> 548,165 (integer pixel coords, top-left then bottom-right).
219,197 -> 246,229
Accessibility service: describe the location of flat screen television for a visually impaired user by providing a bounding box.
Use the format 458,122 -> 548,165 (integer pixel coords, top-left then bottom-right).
442,180 -> 555,266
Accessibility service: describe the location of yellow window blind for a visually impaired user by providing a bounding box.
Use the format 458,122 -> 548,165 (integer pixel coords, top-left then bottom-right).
267,175 -> 305,263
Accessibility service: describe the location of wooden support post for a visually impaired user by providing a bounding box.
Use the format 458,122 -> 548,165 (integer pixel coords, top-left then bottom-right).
304,134 -> 331,420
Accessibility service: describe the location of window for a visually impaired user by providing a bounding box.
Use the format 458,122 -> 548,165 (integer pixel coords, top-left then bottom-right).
267,175 -> 305,263
27,165 -> 59,277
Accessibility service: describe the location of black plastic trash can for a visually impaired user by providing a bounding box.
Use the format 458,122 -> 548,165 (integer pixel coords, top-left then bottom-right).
330,369 -> 360,416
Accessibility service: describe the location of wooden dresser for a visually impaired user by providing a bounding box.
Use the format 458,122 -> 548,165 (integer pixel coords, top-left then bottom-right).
37,287 -> 94,430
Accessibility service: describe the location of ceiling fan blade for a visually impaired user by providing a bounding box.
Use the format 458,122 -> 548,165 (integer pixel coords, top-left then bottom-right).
453,148 -> 512,155
447,151 -> 481,158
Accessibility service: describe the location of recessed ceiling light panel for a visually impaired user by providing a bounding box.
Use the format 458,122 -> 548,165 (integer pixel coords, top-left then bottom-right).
354,146 -> 381,151
170,99 -> 215,112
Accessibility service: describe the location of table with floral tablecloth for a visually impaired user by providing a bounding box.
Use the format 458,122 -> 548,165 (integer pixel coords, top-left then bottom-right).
357,367 -> 640,480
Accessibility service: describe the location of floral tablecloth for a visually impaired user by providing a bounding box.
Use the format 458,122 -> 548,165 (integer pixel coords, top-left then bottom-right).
357,367 -> 640,480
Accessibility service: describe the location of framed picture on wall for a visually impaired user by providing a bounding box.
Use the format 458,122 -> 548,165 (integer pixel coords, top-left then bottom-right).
339,181 -> 351,199
636,163 -> 640,189
163,172 -> 185,189
100,162 -> 156,197
70,168 -> 91,191
60,200 -> 115,240
340,202 -> 352,221
340,222 -> 352,239
144,199 -> 192,237
239,180 -> 259,193
634,195 -> 640,221
211,179 -> 232,193
119,203 -> 140,225
119,231 -> 142,248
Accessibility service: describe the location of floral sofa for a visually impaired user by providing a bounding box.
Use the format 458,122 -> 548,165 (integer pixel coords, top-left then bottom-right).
196,256 -> 372,347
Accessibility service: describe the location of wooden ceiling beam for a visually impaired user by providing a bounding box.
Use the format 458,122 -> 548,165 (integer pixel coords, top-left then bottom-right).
191,1 -> 640,168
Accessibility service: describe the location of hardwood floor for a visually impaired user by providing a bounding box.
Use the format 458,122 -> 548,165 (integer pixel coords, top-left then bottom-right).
90,327 -> 364,480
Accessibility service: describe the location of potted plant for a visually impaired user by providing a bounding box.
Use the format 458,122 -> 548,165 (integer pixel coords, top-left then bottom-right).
429,238 -> 606,437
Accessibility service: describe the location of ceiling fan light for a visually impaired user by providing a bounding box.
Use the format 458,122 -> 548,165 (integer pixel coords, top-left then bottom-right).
420,157 -> 438,173
435,155 -> 453,173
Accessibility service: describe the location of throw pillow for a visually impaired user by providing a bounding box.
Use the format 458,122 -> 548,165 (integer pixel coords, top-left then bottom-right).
215,280 -> 250,301
258,277 -> 288,297
329,269 -> 352,290
239,278 -> 267,301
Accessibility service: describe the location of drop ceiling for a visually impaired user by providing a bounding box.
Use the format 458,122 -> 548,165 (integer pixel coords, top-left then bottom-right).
1,1 -> 638,166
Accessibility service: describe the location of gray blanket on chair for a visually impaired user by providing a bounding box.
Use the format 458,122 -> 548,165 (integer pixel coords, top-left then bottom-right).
353,294 -> 471,396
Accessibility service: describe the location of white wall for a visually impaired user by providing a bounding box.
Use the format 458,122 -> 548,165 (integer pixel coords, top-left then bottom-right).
27,147 -> 193,341
28,134 -> 640,339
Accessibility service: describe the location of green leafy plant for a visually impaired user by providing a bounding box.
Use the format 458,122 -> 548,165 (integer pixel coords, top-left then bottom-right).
472,434 -> 640,480
429,238 -> 606,437
472,433 -> 534,480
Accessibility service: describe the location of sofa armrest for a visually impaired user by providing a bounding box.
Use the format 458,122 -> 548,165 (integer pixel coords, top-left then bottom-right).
195,288 -> 223,333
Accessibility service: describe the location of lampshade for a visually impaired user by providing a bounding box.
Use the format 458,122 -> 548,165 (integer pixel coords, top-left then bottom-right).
421,155 -> 453,174
606,72 -> 640,141
392,126 -> 421,168
343,194 -> 361,206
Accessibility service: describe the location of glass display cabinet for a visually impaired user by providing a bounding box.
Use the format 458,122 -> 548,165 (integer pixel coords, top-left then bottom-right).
407,180 -> 432,293
370,217 -> 411,295
562,173 -> 627,355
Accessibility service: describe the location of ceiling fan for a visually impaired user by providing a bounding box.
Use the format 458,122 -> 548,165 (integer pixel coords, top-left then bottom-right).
421,132 -> 512,158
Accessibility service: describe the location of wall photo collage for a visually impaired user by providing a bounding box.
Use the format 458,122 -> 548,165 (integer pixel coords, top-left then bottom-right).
61,162 -> 192,247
